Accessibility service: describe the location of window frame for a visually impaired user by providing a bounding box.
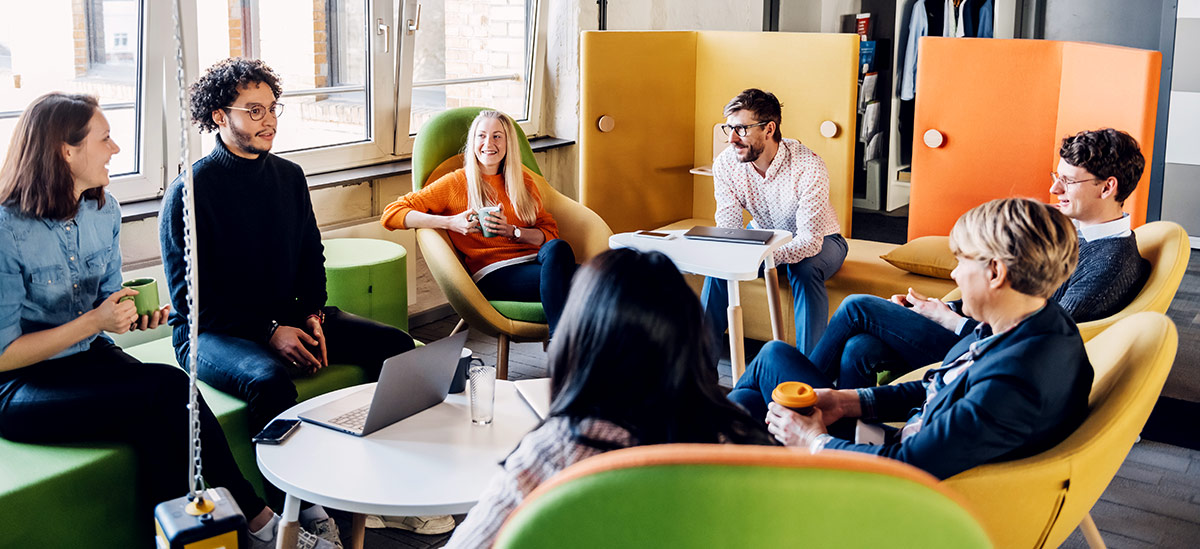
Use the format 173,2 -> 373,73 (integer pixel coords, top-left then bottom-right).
67,0 -> 548,203
105,0 -> 167,203
392,0 -> 548,156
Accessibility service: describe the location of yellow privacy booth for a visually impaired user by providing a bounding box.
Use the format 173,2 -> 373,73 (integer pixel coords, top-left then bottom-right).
579,30 -> 857,236
579,31 -> 958,343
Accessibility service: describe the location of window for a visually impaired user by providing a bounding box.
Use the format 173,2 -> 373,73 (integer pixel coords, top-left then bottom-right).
0,0 -> 163,201
193,0 -> 395,173
397,0 -> 546,152
0,0 -> 546,201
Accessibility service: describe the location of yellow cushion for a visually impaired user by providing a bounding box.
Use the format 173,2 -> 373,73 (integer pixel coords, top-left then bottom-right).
878,236 -> 956,280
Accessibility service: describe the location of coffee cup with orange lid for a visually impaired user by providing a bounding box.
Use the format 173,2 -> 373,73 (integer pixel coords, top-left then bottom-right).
772,381 -> 819,416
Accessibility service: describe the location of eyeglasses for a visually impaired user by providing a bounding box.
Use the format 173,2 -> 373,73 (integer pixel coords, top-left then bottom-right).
720,121 -> 769,137
1050,172 -> 1100,186
225,102 -> 285,121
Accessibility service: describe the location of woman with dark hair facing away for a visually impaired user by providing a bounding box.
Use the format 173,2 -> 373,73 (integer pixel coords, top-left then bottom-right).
445,248 -> 774,547
0,93 -> 326,548
382,110 -> 576,333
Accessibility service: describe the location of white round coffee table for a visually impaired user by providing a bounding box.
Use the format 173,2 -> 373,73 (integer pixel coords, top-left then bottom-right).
257,380 -> 540,548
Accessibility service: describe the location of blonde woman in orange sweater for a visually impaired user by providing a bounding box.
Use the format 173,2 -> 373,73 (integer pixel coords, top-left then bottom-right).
383,110 -> 577,333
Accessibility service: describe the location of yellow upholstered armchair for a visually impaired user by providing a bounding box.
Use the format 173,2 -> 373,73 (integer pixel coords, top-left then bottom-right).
934,312 -> 1178,548
410,107 -> 612,379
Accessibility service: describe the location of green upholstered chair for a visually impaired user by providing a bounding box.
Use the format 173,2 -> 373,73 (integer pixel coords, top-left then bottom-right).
411,107 -> 612,378
495,444 -> 992,548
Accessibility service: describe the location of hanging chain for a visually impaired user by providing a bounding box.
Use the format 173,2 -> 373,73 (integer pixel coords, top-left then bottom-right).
170,0 -> 204,500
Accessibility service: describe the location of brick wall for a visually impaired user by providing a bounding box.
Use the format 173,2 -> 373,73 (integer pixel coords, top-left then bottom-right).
443,0 -> 527,113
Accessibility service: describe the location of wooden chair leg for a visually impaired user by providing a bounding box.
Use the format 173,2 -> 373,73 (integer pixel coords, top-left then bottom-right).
497,334 -> 509,380
449,318 -> 467,337
1080,512 -> 1106,549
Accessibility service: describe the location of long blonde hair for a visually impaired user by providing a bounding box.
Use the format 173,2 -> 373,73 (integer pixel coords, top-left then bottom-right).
462,110 -> 537,225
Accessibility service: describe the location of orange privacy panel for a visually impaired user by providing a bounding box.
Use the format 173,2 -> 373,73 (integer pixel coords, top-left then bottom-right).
909,38 -> 1063,239
692,32 -> 860,235
1055,43 -> 1161,228
579,31 -> 698,234
908,38 -> 1162,239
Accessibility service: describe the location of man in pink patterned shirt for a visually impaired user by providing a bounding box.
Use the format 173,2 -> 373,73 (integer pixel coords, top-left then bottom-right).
702,88 -> 847,354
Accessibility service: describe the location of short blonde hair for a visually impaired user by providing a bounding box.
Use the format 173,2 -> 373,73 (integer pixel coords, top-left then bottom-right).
949,198 -> 1078,298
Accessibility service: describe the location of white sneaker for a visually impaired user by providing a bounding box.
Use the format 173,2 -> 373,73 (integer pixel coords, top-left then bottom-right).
300,506 -> 343,549
247,514 -> 340,549
364,514 -> 456,535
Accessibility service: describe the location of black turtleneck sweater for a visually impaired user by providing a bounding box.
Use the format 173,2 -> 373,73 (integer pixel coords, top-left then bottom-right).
160,136 -> 326,347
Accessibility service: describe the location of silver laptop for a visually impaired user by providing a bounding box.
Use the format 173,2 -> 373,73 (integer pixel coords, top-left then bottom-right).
299,331 -> 469,436
683,225 -> 774,245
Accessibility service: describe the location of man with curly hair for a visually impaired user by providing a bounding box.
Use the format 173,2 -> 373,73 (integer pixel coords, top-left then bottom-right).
159,58 -> 422,548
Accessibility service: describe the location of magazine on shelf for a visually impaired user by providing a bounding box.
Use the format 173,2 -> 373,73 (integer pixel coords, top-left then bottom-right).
859,40 -> 876,75
860,101 -> 881,143
859,73 -> 878,111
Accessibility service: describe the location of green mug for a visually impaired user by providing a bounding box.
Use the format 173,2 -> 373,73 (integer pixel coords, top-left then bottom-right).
120,277 -> 160,316
475,205 -> 502,238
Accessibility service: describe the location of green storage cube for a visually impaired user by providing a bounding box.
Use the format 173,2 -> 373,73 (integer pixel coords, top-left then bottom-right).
323,238 -> 409,332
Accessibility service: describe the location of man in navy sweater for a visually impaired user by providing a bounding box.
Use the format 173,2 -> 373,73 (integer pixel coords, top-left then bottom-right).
795,128 -> 1150,389
160,58 -> 433,545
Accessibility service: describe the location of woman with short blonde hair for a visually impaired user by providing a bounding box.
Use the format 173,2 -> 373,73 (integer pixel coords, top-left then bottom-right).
735,198 -> 1094,480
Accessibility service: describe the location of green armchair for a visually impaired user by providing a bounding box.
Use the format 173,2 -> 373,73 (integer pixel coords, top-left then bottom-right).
411,107 -> 611,378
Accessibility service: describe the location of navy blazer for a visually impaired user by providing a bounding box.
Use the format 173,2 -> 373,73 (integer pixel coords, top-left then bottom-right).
825,300 -> 1093,480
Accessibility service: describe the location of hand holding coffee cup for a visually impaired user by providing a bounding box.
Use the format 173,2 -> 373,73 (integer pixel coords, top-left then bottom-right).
474,205 -> 502,238
772,381 -> 819,416
117,277 -> 170,331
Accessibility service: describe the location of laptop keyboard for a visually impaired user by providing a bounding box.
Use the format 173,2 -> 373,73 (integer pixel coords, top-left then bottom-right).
329,405 -> 370,431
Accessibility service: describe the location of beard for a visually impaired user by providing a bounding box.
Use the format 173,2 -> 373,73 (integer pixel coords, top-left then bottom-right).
734,141 -> 763,163
228,123 -> 271,156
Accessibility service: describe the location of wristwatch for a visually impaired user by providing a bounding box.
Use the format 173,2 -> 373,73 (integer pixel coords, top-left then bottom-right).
512,227 -> 522,240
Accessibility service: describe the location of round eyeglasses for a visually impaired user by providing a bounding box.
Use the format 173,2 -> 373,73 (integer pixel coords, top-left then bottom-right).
1050,172 -> 1100,186
720,121 -> 769,137
225,102 -> 284,121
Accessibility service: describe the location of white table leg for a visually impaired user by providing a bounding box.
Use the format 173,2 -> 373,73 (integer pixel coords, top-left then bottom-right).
763,265 -> 784,341
277,493 -> 301,549
727,279 -> 746,382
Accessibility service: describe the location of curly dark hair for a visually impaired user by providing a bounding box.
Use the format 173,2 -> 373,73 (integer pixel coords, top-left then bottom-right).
189,58 -> 282,133
1059,128 -> 1144,205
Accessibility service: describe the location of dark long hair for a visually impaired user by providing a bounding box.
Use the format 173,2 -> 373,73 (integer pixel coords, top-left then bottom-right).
547,248 -> 772,448
0,93 -> 104,220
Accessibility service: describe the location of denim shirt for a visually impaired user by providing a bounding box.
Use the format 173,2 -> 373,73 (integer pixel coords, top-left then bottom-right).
0,194 -> 123,359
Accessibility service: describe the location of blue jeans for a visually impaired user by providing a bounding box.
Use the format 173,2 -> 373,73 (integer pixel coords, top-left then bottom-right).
808,294 -> 960,389
174,307 -> 415,435
701,233 -> 848,355
727,340 -> 834,420
0,339 -> 266,526
475,238 -> 577,334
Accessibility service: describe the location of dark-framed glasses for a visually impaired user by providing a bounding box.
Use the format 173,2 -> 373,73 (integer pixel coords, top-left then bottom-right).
720,121 -> 769,137
225,102 -> 285,121
1050,172 -> 1099,186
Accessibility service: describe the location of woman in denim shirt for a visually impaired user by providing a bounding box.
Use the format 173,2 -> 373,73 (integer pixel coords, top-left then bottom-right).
0,93 -> 302,547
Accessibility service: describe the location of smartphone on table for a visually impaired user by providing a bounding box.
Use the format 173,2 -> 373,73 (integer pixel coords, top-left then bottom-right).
634,230 -> 675,240
252,418 -> 301,445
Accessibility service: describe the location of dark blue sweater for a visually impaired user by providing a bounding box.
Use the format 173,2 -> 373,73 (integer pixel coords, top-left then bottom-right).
160,137 -> 326,347
827,300 -> 1092,480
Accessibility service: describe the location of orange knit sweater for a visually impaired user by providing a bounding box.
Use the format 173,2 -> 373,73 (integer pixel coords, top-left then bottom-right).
381,168 -> 559,276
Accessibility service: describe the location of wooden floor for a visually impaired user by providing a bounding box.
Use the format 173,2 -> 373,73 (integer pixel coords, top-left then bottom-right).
329,309 -> 1200,549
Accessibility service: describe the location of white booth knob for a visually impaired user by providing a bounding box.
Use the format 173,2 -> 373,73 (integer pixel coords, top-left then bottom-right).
923,129 -> 945,148
819,120 -> 839,138
597,115 -> 615,133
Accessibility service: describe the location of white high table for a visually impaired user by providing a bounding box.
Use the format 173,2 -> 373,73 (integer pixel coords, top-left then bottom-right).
257,381 -> 540,549
609,229 -> 792,381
